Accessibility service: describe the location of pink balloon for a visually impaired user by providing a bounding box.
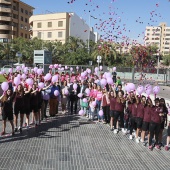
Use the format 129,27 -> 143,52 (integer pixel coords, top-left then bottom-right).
34,67 -> 38,72
87,69 -> 91,74
26,78 -> 33,86
137,85 -> 144,95
78,93 -> 83,98
81,72 -> 86,78
65,66 -> 68,69
153,86 -> 160,95
100,79 -> 107,86
70,67 -> 73,71
38,82 -> 44,89
107,77 -> 113,85
37,69 -> 42,75
58,64 -> 61,68
76,66 -> 79,70
52,75 -> 58,83
125,84 -> 131,93
49,65 -> 53,69
85,88 -> 90,95
54,64 -> 58,68
83,98 -> 87,103
128,83 -> 136,91
17,74 -> 21,79
146,89 -> 151,96
21,74 -> 27,80
73,83 -> 77,90
95,67 -> 99,72
64,89 -> 69,95
1,82 -> 9,91
14,77 -> 21,86
54,90 -> 59,96
113,67 -> 116,72
92,101 -> 96,107
106,72 -> 111,78
8,68 -> 12,73
22,65 -> 25,69
99,110 -> 103,116
79,109 -> 85,116
16,66 -> 21,71
46,73 -> 52,81
144,84 -> 152,91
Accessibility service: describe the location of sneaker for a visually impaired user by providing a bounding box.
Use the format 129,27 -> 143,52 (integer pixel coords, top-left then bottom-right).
155,145 -> 160,150
86,115 -> 89,118
18,127 -> 22,133
129,135 -> 133,140
122,128 -> 127,134
165,145 -> 169,151
102,121 -> 106,124
26,126 -> 29,130
110,128 -> 113,131
114,129 -> 118,134
136,138 -> 140,143
14,127 -> 18,132
148,145 -> 153,151
140,139 -> 144,143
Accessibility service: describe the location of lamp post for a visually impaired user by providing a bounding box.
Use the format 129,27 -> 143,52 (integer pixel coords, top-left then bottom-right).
38,31 -> 44,50
16,52 -> 22,64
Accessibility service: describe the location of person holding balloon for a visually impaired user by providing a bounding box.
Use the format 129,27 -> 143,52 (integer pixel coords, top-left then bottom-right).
165,105 -> 170,151
0,83 -> 15,136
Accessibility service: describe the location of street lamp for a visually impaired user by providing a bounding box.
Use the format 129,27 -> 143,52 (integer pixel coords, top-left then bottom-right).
157,26 -> 162,77
38,31 -> 44,50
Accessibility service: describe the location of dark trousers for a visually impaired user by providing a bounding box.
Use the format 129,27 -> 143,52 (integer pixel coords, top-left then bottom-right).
102,106 -> 110,123
149,122 -> 161,146
114,111 -> 124,129
130,117 -> 137,135
43,100 -> 48,116
70,99 -> 78,114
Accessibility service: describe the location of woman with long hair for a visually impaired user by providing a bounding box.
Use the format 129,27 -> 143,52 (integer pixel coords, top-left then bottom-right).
114,90 -> 126,134
14,84 -> 25,133
136,95 -> 146,143
0,88 -> 15,135
141,98 -> 153,145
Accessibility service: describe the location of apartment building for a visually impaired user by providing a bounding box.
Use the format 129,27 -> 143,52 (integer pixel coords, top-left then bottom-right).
29,12 -> 96,44
0,0 -> 34,43
145,22 -> 170,56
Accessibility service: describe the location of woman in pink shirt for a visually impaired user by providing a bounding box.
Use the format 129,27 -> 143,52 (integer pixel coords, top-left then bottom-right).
96,85 -> 104,122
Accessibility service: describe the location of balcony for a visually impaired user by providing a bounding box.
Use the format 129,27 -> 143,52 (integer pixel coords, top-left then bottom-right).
0,15 -> 11,21
0,7 -> 11,13
0,33 -> 10,38
0,24 -> 10,30
0,0 -> 11,5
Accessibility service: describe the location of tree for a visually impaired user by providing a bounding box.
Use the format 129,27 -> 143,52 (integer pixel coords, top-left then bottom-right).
162,55 -> 170,66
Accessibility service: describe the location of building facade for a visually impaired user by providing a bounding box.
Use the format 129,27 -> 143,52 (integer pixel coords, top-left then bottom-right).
145,22 -> 170,56
0,0 -> 34,43
29,12 -> 96,44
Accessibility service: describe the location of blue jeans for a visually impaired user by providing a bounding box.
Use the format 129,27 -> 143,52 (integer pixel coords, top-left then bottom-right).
96,100 -> 103,120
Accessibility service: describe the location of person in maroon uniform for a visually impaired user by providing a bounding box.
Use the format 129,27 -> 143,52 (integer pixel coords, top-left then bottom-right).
109,90 -> 116,131
113,90 -> 126,134
129,95 -> 138,139
135,95 -> 146,143
141,98 -> 153,145
148,98 -> 164,150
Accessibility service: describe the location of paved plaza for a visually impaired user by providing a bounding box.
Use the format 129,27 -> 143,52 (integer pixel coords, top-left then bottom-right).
0,113 -> 170,170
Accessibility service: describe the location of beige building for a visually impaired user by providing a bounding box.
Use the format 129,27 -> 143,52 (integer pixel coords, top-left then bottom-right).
29,12 -> 96,44
145,22 -> 170,56
0,0 -> 34,43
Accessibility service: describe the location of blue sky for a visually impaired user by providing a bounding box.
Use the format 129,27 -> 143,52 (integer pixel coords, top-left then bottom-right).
23,0 -> 170,43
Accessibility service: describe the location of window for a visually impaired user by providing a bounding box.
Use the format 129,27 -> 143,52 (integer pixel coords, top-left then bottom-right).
152,38 -> 154,40
166,34 -> 170,36
37,22 -> 42,28
48,32 -> 52,38
25,26 -> 27,30
155,34 -> 160,36
165,47 -> 169,49
37,32 -> 41,38
165,38 -> 170,40
21,33 -> 23,37
147,33 -> 149,36
147,29 -> 150,31
21,8 -> 23,13
20,24 -> 23,29
25,10 -> 28,15
21,16 -> 23,21
48,22 -> 52,27
13,14 -> 18,19
58,31 -> 62,37
166,29 -> 170,32
29,12 -> 32,16
58,21 -> 63,27
25,34 -> 27,38
25,18 -> 28,23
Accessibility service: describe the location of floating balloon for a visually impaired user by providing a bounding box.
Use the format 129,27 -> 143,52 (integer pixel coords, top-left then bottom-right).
26,78 -> 33,86
38,82 -> 44,89
83,98 -> 88,103
73,83 -> 77,90
1,82 -> 9,91
99,66 -> 103,70
153,86 -> 160,95
21,74 -> 26,80
92,101 -> 96,107
8,68 -> 12,73
70,67 -> 73,72
85,88 -> 90,95
107,77 -> 113,85
100,79 -> 107,86
14,77 -> 21,86
64,89 -> 69,95
79,110 -> 85,116
54,90 -> 59,96
78,93 -> 83,98
128,83 -> 135,91
45,73 -> 52,81
136,85 -> 144,95
51,75 -> 58,83
34,67 -> 38,72
99,110 -> 104,116
113,67 -> 116,72
37,69 -> 42,75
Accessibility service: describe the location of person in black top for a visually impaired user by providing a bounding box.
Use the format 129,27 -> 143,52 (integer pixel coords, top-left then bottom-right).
14,84 -> 25,133
69,79 -> 80,114
0,88 -> 15,135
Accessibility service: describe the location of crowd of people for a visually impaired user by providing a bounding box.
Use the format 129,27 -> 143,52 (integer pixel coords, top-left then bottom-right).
0,66 -> 170,152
